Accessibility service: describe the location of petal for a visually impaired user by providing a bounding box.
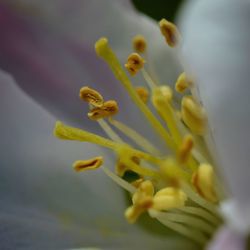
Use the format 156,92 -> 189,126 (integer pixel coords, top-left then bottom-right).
207,226 -> 246,250
0,1 -> 181,149
179,0 -> 250,225
0,71 -> 196,249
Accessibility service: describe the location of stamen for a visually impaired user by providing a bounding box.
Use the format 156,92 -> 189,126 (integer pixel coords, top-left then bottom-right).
125,53 -> 145,76
141,68 -> 158,90
178,206 -> 221,226
181,182 -> 219,215
160,158 -> 191,183
108,118 -> 160,155
159,19 -> 181,47
192,164 -> 218,203
125,196 -> 153,223
54,122 -> 159,164
115,156 -> 140,177
152,187 -> 187,211
149,209 -> 208,245
177,134 -> 194,164
152,87 -> 182,145
152,211 -> 214,235
181,96 -> 207,135
88,100 -> 119,120
95,38 -> 175,150
132,35 -> 147,53
79,86 -> 104,107
97,119 -> 124,143
175,72 -> 192,93
135,86 -> 149,103
73,156 -> 103,172
102,166 -> 136,193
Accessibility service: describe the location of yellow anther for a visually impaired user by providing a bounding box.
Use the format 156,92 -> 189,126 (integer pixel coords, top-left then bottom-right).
125,53 -> 145,76
135,86 -> 149,103
125,196 -> 153,223
159,19 -> 181,47
152,187 -> 187,211
175,72 -> 192,93
158,85 -> 173,102
192,164 -> 218,203
79,86 -> 104,107
181,96 -> 207,135
138,180 -> 154,197
73,156 -> 103,172
88,100 -> 119,120
132,35 -> 147,53
177,134 -> 194,164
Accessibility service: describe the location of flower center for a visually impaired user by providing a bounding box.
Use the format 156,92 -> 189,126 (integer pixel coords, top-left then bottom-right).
53,19 -> 224,247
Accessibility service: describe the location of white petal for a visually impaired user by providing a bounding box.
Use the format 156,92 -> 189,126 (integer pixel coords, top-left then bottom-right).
207,226 -> 246,250
179,0 -> 250,199
0,2 -> 181,146
0,71 -> 196,249
179,0 -> 250,231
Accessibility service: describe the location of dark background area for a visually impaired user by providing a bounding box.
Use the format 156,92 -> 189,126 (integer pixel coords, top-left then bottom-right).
132,0 -> 184,21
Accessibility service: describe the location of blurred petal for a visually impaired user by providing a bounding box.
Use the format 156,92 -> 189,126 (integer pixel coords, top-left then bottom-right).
0,1 -> 181,145
179,0 -> 250,231
207,226 -> 246,250
0,71 -> 195,249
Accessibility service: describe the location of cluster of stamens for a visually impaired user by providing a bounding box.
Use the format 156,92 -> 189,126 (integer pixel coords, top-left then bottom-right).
54,19 -> 223,247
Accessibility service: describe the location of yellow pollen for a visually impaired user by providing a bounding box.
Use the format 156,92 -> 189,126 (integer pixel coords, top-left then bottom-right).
181,96 -> 207,135
135,86 -> 149,103
125,53 -> 145,76
79,86 -> 104,107
175,72 -> 192,93
88,100 -> 119,120
177,134 -> 194,164
159,19 -> 181,47
132,35 -> 147,53
73,156 -> 103,172
192,164 -> 218,203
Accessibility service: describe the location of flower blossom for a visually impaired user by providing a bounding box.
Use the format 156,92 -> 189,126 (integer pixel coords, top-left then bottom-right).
1,0 -> 249,249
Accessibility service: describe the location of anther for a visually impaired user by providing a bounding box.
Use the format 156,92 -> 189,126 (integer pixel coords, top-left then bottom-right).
88,100 -> 119,120
125,196 -> 153,223
181,96 -> 207,135
159,19 -> 181,47
73,156 -> 103,172
192,164 -> 217,203
132,35 -> 147,53
158,86 -> 173,102
175,73 -> 192,93
177,134 -> 194,164
125,53 -> 145,76
79,86 -> 104,107
135,86 -> 149,103
152,187 -> 187,211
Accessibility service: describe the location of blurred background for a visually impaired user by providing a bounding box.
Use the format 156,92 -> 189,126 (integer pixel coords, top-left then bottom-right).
132,0 -> 184,21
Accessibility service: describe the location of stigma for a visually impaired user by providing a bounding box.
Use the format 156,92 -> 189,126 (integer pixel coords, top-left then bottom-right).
54,19 -> 223,247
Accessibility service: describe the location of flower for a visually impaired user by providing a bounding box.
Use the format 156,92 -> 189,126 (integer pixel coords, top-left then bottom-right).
1,0 -> 249,249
